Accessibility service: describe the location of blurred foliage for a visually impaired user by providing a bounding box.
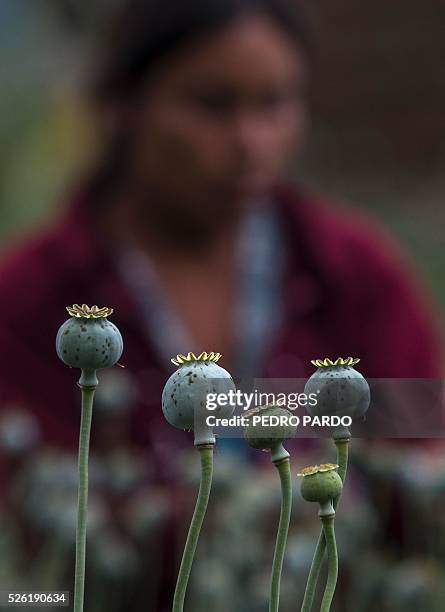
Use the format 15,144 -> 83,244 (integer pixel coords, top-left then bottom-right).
2,403 -> 445,611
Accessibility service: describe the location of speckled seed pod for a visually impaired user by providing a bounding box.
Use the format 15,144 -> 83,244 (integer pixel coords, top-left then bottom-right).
305,357 -> 370,421
244,404 -> 297,451
298,464 -> 343,506
162,352 -> 236,446
56,304 -> 123,372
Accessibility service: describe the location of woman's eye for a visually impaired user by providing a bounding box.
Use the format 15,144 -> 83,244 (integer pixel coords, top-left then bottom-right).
190,91 -> 236,115
183,85 -> 300,118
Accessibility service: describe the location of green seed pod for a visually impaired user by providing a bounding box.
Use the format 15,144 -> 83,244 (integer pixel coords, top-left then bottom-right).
56,304 -> 123,374
244,404 -> 297,452
298,464 -> 343,507
304,357 -> 370,423
162,352 -> 236,446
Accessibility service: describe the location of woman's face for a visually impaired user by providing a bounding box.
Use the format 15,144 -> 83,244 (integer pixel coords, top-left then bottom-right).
127,14 -> 307,223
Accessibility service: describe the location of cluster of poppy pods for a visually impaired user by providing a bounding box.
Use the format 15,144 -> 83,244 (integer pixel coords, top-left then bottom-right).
56,305 -> 370,612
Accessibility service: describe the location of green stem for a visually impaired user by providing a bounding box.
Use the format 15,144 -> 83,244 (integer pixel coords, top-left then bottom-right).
300,439 -> 349,612
270,457 -> 292,612
333,439 -> 349,510
172,445 -> 214,612
319,516 -> 338,612
74,382 -> 96,612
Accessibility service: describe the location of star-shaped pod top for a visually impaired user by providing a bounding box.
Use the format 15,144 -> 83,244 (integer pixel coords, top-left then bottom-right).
67,304 -> 114,319
311,357 -> 360,368
171,352 -> 221,366
297,463 -> 339,477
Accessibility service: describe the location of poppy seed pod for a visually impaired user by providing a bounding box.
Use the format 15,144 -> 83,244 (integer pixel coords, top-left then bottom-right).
244,404 -> 297,452
162,352 -> 236,446
298,464 -> 343,516
304,358 -> 370,427
56,304 -> 123,380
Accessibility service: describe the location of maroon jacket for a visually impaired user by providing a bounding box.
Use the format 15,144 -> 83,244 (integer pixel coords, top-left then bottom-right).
0,185 -> 443,455
0,185 -> 442,610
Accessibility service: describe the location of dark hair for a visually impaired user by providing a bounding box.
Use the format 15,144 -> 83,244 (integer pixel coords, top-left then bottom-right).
92,0 -> 310,103
84,0 -> 309,202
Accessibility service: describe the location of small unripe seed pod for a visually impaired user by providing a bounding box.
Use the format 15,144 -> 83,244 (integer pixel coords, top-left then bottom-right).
298,464 -> 343,509
244,404 -> 297,451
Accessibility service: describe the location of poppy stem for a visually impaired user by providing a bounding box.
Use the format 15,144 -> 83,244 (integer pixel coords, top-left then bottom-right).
319,514 -> 338,612
300,438 -> 349,612
73,379 -> 96,612
270,455 -> 292,612
172,444 -> 214,612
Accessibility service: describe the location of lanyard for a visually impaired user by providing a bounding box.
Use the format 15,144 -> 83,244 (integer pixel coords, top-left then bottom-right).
114,202 -> 286,379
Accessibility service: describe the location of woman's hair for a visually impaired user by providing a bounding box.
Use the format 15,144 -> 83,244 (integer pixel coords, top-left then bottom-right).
85,0 -> 309,201
92,0 -> 310,104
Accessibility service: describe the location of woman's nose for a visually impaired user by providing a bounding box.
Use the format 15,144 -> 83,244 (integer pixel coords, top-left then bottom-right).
230,111 -> 274,159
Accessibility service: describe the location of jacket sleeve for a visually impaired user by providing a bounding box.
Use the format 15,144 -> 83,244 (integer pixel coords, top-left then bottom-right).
345,218 -> 444,378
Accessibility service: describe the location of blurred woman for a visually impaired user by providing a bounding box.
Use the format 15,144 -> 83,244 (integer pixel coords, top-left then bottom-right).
0,0 -> 443,444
